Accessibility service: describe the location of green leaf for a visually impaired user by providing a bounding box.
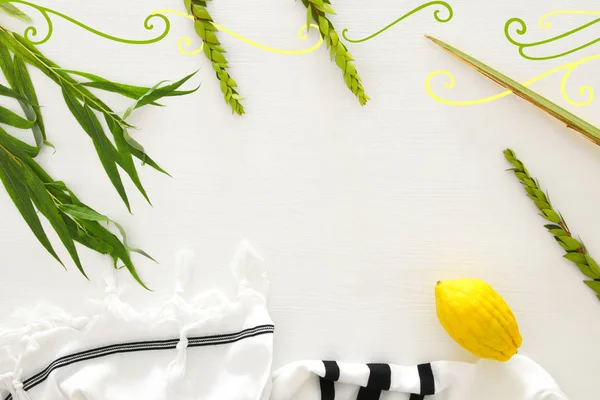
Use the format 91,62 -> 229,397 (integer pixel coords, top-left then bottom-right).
0,3 -> 31,23
194,19 -> 206,39
584,280 -> 600,296
14,56 -> 45,148
129,145 -> 170,176
549,228 -> 568,237
533,188 -> 548,203
60,69 -> 195,105
0,41 -> 15,84
111,220 -> 157,263
184,0 -> 192,13
0,82 -> 30,103
22,165 -> 86,276
576,264 -> 600,279
62,87 -> 130,211
212,51 -> 226,63
556,237 -> 571,251
132,71 -> 199,109
319,16 -> 329,36
541,209 -> 560,223
0,145 -> 61,265
427,36 -> 600,146
58,204 -> 109,222
564,252 -> 587,264
330,30 -> 339,46
205,31 -> 218,44
0,124 -> 38,157
321,2 -> 336,14
83,220 -> 150,290
0,104 -> 35,129
192,4 -> 211,20
544,224 -> 562,231
335,54 -> 346,69
585,254 -> 600,276
104,116 -> 150,204
559,236 -> 581,251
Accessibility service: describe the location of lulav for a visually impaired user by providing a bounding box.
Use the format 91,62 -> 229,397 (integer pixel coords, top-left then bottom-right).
301,0 -> 369,105
186,0 -> 244,115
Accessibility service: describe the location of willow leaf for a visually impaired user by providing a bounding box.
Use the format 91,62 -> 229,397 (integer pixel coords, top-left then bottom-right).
0,30 -> 46,71
111,220 -> 156,262
0,145 -> 61,264
22,165 -> 86,277
0,82 -> 30,103
63,216 -> 114,255
83,220 -> 150,290
0,124 -> 37,157
14,55 -> 46,145
0,4 -> 31,23
129,145 -> 169,176
58,203 -> 109,222
0,104 -> 34,128
133,70 -> 199,109
61,69 -> 198,104
0,40 -> 14,83
62,87 -> 130,211
104,115 -> 150,204
427,36 -> 600,146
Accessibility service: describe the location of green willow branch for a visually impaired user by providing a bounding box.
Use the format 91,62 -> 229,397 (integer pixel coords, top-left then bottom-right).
0,26 -> 197,211
0,127 -> 150,288
185,0 -> 244,115
301,0 -> 369,105
0,23 -> 196,287
504,149 -> 600,300
0,0 -> 170,45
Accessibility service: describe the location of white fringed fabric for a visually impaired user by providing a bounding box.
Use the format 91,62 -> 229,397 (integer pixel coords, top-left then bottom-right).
0,240 -> 273,400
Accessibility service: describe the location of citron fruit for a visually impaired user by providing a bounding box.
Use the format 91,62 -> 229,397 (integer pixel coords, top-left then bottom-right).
435,278 -> 522,362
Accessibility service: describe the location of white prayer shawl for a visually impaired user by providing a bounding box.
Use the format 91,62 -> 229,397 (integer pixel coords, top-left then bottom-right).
270,356 -> 569,400
0,241 -> 273,400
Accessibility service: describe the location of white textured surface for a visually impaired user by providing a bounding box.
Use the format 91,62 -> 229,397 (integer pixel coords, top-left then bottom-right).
0,0 -> 599,398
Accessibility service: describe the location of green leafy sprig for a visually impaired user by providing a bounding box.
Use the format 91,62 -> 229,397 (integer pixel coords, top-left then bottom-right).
0,126 -> 150,288
504,149 -> 600,300
185,0 -> 244,115
0,28 -> 198,210
0,22 -> 197,286
0,2 -> 31,23
301,0 -> 369,105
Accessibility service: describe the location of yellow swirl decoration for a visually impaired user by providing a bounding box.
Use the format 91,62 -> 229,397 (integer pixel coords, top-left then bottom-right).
151,9 -> 323,55
539,10 -> 600,29
426,53 -> 600,107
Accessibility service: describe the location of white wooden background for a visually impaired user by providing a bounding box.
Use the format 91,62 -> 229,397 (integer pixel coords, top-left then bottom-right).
0,0 -> 599,398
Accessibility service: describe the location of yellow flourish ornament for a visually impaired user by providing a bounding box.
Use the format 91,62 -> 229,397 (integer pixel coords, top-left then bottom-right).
538,10 -> 600,29
152,9 -> 323,56
426,53 -> 600,107
435,279 -> 522,362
